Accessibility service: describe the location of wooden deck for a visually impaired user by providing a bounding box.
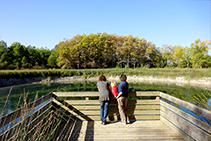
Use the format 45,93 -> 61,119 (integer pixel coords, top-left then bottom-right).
1,91 -> 210,141
66,120 -> 184,141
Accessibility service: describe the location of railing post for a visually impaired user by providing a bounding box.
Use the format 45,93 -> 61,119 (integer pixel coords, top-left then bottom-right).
156,92 -> 160,100
86,96 -> 89,100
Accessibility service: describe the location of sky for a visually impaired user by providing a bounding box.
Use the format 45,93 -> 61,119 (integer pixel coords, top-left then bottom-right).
0,0 -> 210,52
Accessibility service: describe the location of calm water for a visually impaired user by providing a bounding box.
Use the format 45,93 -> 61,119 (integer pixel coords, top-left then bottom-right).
0,81 -> 211,121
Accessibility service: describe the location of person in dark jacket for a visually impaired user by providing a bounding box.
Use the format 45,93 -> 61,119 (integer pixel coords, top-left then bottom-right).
116,74 -> 129,125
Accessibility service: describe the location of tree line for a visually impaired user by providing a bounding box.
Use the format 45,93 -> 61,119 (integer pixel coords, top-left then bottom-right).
56,33 -> 211,69
0,32 -> 211,70
0,41 -> 53,69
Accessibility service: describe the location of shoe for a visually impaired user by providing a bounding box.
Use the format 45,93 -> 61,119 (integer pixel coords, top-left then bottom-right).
103,121 -> 106,125
127,121 -> 130,124
101,121 -> 103,124
119,121 -> 126,125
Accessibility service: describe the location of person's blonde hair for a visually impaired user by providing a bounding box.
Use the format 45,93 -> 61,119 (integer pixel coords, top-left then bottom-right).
111,81 -> 117,87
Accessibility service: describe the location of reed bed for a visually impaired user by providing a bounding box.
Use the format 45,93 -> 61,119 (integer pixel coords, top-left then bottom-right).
0,89 -> 82,141
1,68 -> 211,80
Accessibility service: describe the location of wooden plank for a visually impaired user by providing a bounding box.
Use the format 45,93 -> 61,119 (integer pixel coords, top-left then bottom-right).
53,92 -> 99,97
161,109 -> 211,141
76,110 -> 160,115
60,111 -> 159,117
87,121 -> 169,128
0,104 -> 52,141
24,111 -> 57,141
62,100 -> 94,121
52,98 -> 84,120
160,100 -> 211,134
53,91 -> 160,98
135,91 -> 160,97
70,121 -> 183,141
65,100 -> 160,105
160,116 -> 194,141
4,109 -> 54,141
160,92 -> 211,120
67,115 -> 160,121
68,105 -> 160,110
0,92 -> 52,128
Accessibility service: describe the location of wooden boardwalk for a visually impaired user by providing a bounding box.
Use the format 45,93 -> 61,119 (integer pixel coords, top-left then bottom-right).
1,91 -> 210,141
67,120 -> 184,141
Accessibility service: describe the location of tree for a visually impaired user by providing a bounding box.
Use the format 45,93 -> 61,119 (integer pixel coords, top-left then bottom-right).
161,44 -> 174,67
0,40 -> 8,69
38,47 -> 51,68
21,56 -> 29,68
146,43 -> 160,68
48,45 -> 58,68
8,42 -> 27,69
183,46 -> 192,68
172,45 -> 185,68
27,45 -> 41,68
190,39 -> 211,68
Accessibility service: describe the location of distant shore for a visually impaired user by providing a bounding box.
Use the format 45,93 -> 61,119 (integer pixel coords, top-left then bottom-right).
1,68 -> 211,88
1,75 -> 211,88
50,75 -> 211,87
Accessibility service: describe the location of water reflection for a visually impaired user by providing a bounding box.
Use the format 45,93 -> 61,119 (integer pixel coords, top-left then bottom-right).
0,81 -> 210,118
208,98 -> 211,105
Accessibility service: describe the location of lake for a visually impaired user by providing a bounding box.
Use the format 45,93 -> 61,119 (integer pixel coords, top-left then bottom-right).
0,81 -> 210,124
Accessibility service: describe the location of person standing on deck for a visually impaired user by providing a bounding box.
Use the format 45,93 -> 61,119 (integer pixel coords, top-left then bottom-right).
97,75 -> 110,125
116,74 -> 129,125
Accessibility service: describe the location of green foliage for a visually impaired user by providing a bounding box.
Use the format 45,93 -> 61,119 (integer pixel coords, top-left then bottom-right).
47,46 -> 58,68
2,68 -> 211,81
0,41 -> 52,70
0,37 -> 211,70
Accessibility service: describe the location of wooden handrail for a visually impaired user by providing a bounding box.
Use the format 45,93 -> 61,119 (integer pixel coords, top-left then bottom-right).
52,91 -> 160,97
160,92 -> 211,120
0,92 -> 52,128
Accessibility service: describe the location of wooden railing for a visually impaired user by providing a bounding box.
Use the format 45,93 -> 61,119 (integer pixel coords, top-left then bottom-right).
0,93 -> 54,140
160,92 -> 211,141
0,91 -> 210,141
53,91 -> 161,121
53,91 -> 211,141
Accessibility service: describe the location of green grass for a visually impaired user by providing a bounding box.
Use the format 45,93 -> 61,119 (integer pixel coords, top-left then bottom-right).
1,68 -> 211,80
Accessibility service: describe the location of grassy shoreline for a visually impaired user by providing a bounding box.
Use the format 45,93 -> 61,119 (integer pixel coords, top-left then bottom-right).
1,68 -> 211,80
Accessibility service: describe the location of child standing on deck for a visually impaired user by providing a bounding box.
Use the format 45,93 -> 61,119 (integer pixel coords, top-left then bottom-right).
109,81 -> 120,121
110,81 -> 118,97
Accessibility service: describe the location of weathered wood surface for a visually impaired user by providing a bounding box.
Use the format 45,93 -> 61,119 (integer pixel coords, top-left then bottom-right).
53,91 -> 160,97
66,105 -> 160,110
70,110 -> 160,115
160,116 -> 194,141
0,103 -> 52,140
0,92 -> 52,128
2,91 -> 210,141
160,100 -> 211,134
64,99 -> 160,121
66,99 -> 160,104
160,102 -> 211,141
160,92 -> 211,120
68,120 -> 184,141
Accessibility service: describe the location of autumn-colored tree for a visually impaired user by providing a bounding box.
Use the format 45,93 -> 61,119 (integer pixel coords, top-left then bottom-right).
190,39 -> 211,68
161,44 -> 175,67
172,45 -> 185,68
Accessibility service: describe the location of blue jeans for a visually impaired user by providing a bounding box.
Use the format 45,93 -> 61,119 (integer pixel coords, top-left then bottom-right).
100,101 -> 110,122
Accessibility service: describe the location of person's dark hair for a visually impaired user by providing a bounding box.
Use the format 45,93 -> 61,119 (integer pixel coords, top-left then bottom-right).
99,75 -> 106,81
119,74 -> 127,81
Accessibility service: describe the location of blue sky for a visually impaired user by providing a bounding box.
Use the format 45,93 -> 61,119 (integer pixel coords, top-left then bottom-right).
0,0 -> 210,52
